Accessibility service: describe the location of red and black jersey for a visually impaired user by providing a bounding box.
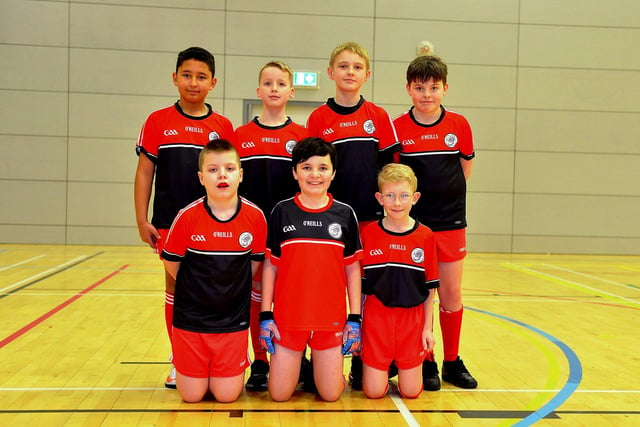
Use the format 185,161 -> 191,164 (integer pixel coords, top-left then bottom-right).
161,197 -> 267,333
307,97 -> 401,222
394,106 -> 475,231
361,220 -> 439,308
234,117 -> 308,217
266,194 -> 363,331
136,102 -> 236,229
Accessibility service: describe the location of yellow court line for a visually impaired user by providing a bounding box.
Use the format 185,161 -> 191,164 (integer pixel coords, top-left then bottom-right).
542,263 -> 639,290
502,263 -> 639,307
470,312 -> 561,427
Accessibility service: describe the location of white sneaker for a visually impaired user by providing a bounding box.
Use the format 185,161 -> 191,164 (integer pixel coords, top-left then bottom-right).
165,365 -> 176,389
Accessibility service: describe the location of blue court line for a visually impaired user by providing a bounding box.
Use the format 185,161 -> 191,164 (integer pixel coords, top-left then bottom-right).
467,307 -> 582,426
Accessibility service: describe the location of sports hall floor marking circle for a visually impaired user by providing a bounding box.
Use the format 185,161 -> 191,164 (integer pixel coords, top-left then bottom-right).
467,306 -> 582,426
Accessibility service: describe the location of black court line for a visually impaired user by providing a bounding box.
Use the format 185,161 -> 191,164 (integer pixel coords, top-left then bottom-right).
0,252 -> 104,300
1,408 -> 638,419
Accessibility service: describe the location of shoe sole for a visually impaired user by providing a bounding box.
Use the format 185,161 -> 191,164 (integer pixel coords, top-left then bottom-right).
442,376 -> 477,389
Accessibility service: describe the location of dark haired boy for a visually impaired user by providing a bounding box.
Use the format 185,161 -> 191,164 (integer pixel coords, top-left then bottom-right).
134,47 -> 236,389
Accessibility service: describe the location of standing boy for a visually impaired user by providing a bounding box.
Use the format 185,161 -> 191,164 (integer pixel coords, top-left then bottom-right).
234,61 -> 308,391
161,139 -> 267,402
259,137 -> 363,402
306,41 -> 400,390
394,54 -> 477,390
360,163 -> 439,399
134,47 -> 236,388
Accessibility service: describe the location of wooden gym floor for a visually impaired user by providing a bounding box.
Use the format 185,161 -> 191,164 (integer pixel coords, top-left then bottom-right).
0,244 -> 638,426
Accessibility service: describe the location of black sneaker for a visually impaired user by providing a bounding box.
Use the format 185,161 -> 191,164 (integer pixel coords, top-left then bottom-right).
422,360 -> 441,391
301,357 -> 317,393
245,360 -> 269,391
349,355 -> 363,391
442,357 -> 477,389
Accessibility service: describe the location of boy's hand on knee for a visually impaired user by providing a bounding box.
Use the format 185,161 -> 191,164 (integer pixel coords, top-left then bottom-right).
341,314 -> 362,355
259,311 -> 280,354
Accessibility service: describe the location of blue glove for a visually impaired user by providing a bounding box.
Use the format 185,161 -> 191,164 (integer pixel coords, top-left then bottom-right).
259,311 -> 280,354
341,314 -> 361,355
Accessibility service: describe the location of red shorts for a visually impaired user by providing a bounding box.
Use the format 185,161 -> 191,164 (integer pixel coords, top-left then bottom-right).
361,295 -> 426,371
156,228 -> 170,259
433,229 -> 466,262
276,329 -> 343,352
172,327 -> 250,378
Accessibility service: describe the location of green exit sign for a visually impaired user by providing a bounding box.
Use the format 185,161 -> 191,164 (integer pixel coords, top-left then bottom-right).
293,71 -> 319,88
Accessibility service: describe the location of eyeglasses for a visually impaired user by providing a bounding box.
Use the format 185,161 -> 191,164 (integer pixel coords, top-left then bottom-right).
381,192 -> 413,204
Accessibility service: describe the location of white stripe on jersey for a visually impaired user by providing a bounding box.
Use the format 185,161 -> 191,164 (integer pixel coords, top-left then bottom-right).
158,143 -> 204,150
400,150 -> 460,157
187,248 -> 252,256
330,136 -> 380,146
364,262 -> 425,273
281,239 -> 346,249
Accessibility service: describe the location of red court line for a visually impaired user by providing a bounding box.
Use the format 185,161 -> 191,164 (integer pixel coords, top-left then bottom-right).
0,264 -> 129,349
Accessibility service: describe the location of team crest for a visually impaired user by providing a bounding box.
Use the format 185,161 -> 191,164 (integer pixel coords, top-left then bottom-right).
411,248 -> 424,263
285,139 -> 297,154
208,131 -> 220,141
239,232 -> 253,248
328,223 -> 342,239
444,133 -> 458,147
363,120 -> 375,135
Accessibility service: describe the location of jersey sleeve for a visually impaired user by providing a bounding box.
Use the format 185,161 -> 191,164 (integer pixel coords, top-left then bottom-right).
219,115 -> 238,145
136,113 -> 159,161
305,107 -> 321,137
423,228 -> 440,289
343,207 -> 364,265
457,115 -> 475,160
250,208 -> 268,262
374,106 -> 401,153
160,208 -> 189,261
265,204 -> 283,264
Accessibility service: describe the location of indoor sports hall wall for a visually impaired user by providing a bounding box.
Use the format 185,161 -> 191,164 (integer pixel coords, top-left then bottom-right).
1,0 -> 638,254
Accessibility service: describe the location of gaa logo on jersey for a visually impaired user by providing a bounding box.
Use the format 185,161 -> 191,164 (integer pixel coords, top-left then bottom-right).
285,139 -> 297,154
238,232 -> 253,248
363,120 -> 375,135
411,248 -> 424,263
328,223 -> 342,239
444,133 -> 458,147
208,131 -> 220,141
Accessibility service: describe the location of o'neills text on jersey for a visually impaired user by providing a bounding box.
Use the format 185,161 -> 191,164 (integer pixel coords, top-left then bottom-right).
213,231 -> 233,238
185,126 -> 203,133
303,220 -> 322,227
389,243 -> 406,251
340,121 -> 357,128
262,137 -> 280,143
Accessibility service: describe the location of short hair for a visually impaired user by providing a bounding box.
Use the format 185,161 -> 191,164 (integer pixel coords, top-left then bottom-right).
198,139 -> 239,171
291,137 -> 337,169
406,54 -> 448,85
329,41 -> 370,70
176,47 -> 216,77
377,163 -> 418,193
258,60 -> 294,85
